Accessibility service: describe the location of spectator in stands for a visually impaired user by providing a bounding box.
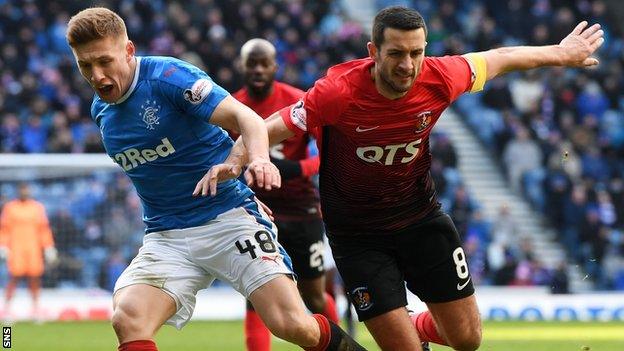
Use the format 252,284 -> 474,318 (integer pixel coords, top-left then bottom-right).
0,183 -> 58,318
544,168 -> 571,232
431,132 -> 457,168
609,177 -> 624,227
464,214 -> 490,285
449,185 -> 476,240
562,185 -> 588,259
482,76 -> 514,111
509,70 -> 544,115
0,114 -> 23,152
550,262 -> 570,294
490,204 -> 519,255
503,127 -> 543,193
491,249 -> 517,286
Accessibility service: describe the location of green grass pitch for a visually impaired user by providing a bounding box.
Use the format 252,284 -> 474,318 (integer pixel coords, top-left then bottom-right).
6,320 -> 624,350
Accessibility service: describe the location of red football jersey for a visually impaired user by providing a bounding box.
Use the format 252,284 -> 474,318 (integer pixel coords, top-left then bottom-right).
279,56 -> 475,235
234,81 -> 321,220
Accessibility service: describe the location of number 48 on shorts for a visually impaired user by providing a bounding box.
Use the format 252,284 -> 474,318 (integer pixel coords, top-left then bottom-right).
235,230 -> 277,259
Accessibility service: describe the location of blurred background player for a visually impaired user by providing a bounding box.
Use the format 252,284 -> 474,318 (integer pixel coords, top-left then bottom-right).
225,5 -> 605,351
66,7 -> 364,351
0,183 -> 57,319
232,38 -> 339,351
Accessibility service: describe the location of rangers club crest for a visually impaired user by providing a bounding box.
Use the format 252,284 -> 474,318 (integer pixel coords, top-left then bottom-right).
350,287 -> 373,311
140,99 -> 161,130
415,110 -> 432,132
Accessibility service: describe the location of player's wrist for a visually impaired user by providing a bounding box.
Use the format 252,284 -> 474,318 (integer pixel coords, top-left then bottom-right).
226,153 -> 246,168
551,45 -> 569,66
247,154 -> 270,164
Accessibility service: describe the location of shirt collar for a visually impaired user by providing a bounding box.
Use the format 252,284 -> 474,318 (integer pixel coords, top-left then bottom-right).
112,56 -> 141,105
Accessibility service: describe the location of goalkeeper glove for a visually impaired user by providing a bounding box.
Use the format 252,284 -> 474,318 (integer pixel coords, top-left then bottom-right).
44,247 -> 59,265
0,247 -> 8,261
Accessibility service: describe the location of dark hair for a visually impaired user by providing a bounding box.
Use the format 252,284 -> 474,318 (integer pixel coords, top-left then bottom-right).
372,6 -> 427,47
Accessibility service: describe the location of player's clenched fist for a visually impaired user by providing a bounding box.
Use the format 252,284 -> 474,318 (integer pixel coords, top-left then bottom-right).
244,158 -> 281,191
193,163 -> 242,197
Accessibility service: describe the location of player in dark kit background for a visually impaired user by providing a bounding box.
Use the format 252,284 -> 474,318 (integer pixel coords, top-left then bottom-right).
200,6 -> 604,351
232,38 -> 339,351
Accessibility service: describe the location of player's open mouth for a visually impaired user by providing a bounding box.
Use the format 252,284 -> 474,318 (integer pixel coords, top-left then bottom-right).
98,85 -> 114,96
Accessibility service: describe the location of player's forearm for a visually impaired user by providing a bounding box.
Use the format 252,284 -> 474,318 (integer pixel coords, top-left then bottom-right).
236,111 -> 271,162
265,112 -> 297,146
481,45 -> 567,80
225,112 -> 295,168
224,137 -> 248,168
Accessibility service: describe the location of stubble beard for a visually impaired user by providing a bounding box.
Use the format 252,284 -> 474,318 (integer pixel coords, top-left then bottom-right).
380,70 -> 414,95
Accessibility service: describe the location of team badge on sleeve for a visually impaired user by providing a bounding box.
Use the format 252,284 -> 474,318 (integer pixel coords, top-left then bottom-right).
183,78 -> 213,104
290,100 -> 308,131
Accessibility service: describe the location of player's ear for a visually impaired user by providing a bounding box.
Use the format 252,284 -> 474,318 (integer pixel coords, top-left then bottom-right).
126,40 -> 135,61
367,42 -> 377,59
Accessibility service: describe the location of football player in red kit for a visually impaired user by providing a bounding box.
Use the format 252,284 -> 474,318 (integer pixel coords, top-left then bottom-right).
232,38 -> 338,351
201,6 -> 604,351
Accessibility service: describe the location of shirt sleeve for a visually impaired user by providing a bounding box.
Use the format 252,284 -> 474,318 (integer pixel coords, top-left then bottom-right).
37,203 -> 54,249
159,60 -> 230,123
279,76 -> 348,135
427,56 -> 476,102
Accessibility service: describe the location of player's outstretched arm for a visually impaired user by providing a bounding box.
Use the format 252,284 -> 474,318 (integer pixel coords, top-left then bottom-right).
472,21 -> 604,80
224,112 -> 296,186
194,96 -> 281,196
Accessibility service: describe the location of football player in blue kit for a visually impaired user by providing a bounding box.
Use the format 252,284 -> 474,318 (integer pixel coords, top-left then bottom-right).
66,7 -> 365,351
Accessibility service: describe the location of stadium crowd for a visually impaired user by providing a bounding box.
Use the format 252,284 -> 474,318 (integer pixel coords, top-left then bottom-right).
0,0 -> 621,291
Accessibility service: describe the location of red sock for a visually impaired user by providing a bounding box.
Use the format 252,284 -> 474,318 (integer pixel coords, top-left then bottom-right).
118,340 -> 157,351
245,309 -> 271,351
303,314 -> 330,351
411,311 -> 447,345
322,292 -> 339,323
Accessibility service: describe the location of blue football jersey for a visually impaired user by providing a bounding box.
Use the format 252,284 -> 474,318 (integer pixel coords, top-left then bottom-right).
91,56 -> 253,233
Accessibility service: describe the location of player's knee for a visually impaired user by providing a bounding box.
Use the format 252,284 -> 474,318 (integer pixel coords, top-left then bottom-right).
111,304 -> 146,340
264,311 -> 314,343
449,326 -> 482,351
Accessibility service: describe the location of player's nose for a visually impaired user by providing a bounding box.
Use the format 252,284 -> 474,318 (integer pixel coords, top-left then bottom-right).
251,64 -> 264,74
398,56 -> 413,71
91,67 -> 105,83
